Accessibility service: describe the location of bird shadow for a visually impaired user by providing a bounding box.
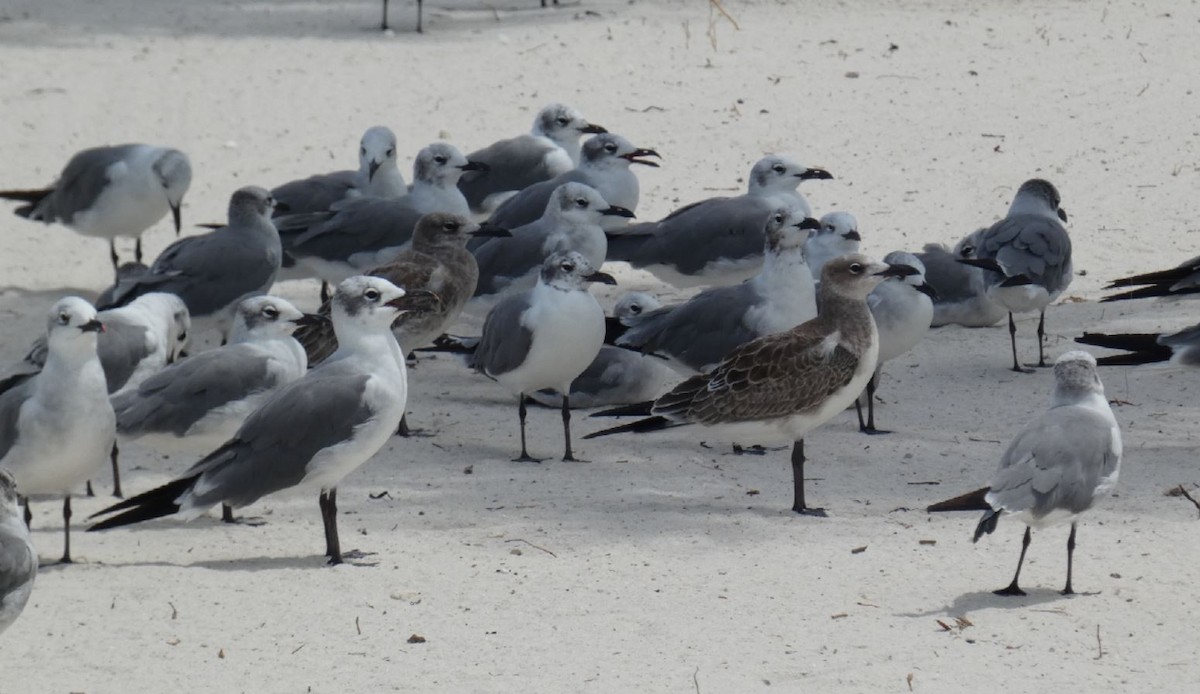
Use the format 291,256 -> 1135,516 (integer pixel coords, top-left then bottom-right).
902,588 -> 1088,618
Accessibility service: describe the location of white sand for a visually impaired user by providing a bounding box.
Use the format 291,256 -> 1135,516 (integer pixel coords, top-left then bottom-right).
2,0 -> 1199,690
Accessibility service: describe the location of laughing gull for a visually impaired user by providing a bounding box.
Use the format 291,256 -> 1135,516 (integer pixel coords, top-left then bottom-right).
1100,253 -> 1200,302
98,186 -> 283,343
587,255 -> 916,514
958,179 -> 1072,372
615,209 -> 823,374
970,351 -> 1122,595
805,211 -> 861,279
1076,322 -> 1200,368
530,292 -> 677,409
0,298 -> 115,564
459,104 -> 607,213
0,470 -> 35,636
486,133 -> 659,232
470,182 -> 632,312
604,156 -> 831,288
855,251 -> 935,434
474,251 -> 616,462
281,143 -> 487,286
917,229 -> 1007,328
272,126 -> 407,216
0,144 -> 192,268
297,213 -> 508,363
89,277 -> 441,565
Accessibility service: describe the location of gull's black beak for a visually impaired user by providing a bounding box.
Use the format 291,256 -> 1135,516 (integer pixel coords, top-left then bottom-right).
601,205 -> 636,219
621,148 -> 662,167
369,160 -> 381,181
875,263 -> 919,279
459,160 -> 490,173
916,282 -> 939,300
273,201 -> 291,213
797,167 -> 834,181
579,123 -> 608,135
794,217 -> 822,231
585,271 -> 618,286
1057,207 -> 1069,223
171,203 -> 182,236
957,257 -> 1005,274
844,230 -> 862,242
80,319 -> 105,333
292,313 -> 329,327
471,224 -> 512,238
387,289 -> 443,313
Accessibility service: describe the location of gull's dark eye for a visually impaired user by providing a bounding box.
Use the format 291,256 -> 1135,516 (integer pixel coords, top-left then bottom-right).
360,147 -> 366,157
386,148 -> 395,157
575,198 -> 588,208
773,213 -> 784,224
556,117 -> 570,126
823,224 -> 834,232
562,262 -> 575,273
604,143 -> 617,153
630,304 -> 642,315
772,164 -> 786,173
263,305 -> 280,319
58,312 -> 70,325
364,288 -> 381,301
961,245 -> 975,257
434,155 -> 447,165
443,221 -> 459,232
849,263 -> 864,274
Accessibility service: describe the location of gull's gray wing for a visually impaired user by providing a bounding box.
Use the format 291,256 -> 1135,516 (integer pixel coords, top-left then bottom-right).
605,195 -> 770,274
33,145 -> 142,222
96,319 -> 152,394
289,196 -> 422,262
618,283 -> 759,371
916,243 -> 977,304
112,345 -> 275,437
472,220 -> 553,297
474,292 -> 535,377
271,170 -> 357,216
459,136 -> 559,211
985,406 -> 1119,518
183,369 -> 374,508
0,380 -> 34,460
487,171 -> 586,230
979,214 -> 1072,292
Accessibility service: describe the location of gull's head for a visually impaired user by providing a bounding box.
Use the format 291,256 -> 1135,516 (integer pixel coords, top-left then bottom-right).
46,296 -> 103,351
816,211 -> 862,247
153,149 -> 193,235
359,126 -> 399,182
548,182 -> 635,225
535,103 -> 607,142
333,276 -> 442,333
410,212 -> 481,252
413,143 -> 485,187
228,186 -> 276,223
880,251 -> 937,299
749,156 -> 832,194
231,295 -> 311,341
953,227 -> 987,259
0,469 -> 20,510
614,291 -> 661,325
1011,178 -> 1067,223
581,133 -> 660,171
540,251 -> 617,291
1053,350 -> 1103,396
821,253 -> 917,300
764,206 -> 821,254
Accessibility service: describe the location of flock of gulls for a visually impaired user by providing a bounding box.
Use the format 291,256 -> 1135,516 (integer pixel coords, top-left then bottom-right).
0,101 -> 1190,636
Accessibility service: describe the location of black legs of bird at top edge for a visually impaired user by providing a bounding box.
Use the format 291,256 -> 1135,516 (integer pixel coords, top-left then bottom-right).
1037,310 -> 1048,368
22,497 -> 31,528
1062,522 -> 1077,595
319,489 -> 342,565
221,504 -> 236,523
995,526 -> 1032,596
135,237 -> 143,265
790,439 -> 826,517
855,375 -> 889,435
111,442 -> 123,498
513,394 -> 545,463
560,395 -> 586,462
59,495 -> 73,564
109,239 -> 120,271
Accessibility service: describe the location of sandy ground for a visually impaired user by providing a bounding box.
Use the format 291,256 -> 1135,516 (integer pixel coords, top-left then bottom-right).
2,0 -> 1200,691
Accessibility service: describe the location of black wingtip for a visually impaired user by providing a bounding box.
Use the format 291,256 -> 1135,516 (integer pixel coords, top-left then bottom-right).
972,509 -> 1002,543
583,415 -> 674,439
591,401 -> 655,418
87,475 -> 197,531
926,486 -> 992,513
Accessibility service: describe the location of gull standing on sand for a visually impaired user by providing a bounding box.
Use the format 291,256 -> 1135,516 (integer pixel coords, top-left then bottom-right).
958,179 -> 1072,372
615,209 -> 822,374
1076,322 -> 1200,368
605,156 -> 832,288
474,252 -> 616,462
99,186 -> 283,343
470,182 -> 632,312
486,133 -> 659,232
271,126 -> 407,216
0,144 -> 192,269
0,470 -> 36,635
855,251 -> 936,434
971,351 -> 1121,596
459,103 -> 607,213
804,211 -> 861,279
281,144 -> 487,286
917,228 -> 1007,328
588,255 -> 916,514
1099,253 -> 1200,302
89,277 -> 441,565
0,298 -> 115,564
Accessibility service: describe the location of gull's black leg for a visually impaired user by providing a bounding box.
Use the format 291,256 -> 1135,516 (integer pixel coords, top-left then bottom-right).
320,489 -> 342,564
858,374 -> 890,435
86,480 -> 95,497
109,239 -> 120,271
222,504 -> 235,523
110,442 -> 123,498
1062,522 -> 1077,595
1009,312 -> 1032,373
59,496 -> 73,564
135,237 -> 143,264
416,0 -> 423,33
513,394 -> 544,463
1037,310 -> 1048,368
22,497 -> 31,529
560,394 -> 586,462
995,526 -> 1032,596
320,281 -> 331,305
381,0 -> 390,30
790,439 -> 826,517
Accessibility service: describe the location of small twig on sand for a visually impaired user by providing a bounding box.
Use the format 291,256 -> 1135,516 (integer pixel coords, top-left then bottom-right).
505,538 -> 558,558
1174,485 -> 1200,517
1094,625 -> 1103,659
709,0 -> 740,30
693,666 -> 701,694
